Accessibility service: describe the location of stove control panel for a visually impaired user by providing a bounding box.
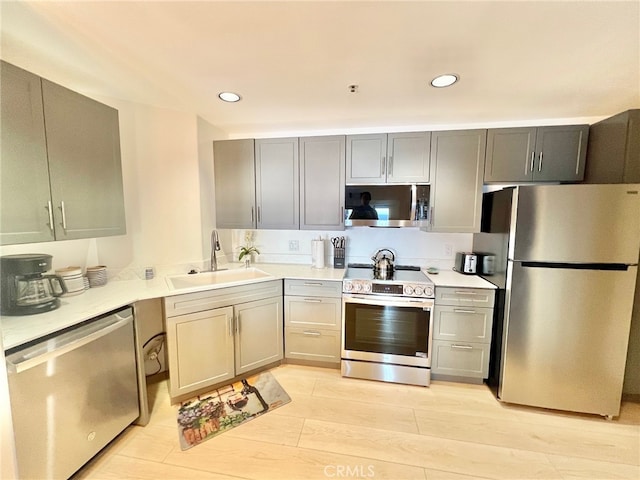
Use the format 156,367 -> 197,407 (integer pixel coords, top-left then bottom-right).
343,279 -> 434,298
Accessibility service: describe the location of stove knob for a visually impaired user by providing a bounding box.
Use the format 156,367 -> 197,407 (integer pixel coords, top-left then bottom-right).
343,281 -> 353,292
404,285 -> 414,295
363,283 -> 371,293
354,283 -> 363,292
414,286 -> 424,296
424,286 -> 434,297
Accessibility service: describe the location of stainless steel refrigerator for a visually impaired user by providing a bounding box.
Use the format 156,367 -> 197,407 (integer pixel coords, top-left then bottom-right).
474,184 -> 640,418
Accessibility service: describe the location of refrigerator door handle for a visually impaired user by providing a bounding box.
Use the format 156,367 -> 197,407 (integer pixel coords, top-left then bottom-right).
520,261 -> 630,271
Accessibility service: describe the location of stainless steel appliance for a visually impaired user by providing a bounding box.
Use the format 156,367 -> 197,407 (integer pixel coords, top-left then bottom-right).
6,307 -> 139,478
344,184 -> 429,227
371,248 -> 395,279
342,263 -> 435,386
474,184 -> 640,418
454,252 -> 477,274
0,254 -> 66,315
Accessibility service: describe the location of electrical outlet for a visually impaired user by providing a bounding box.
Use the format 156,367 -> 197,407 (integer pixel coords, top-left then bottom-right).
444,243 -> 453,258
288,240 -> 299,251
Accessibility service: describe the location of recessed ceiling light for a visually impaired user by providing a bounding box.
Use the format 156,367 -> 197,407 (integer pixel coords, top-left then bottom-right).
218,91 -> 241,102
430,74 -> 459,88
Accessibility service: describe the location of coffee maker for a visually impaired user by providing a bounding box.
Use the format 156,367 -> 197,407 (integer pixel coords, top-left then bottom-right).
1,254 -> 66,315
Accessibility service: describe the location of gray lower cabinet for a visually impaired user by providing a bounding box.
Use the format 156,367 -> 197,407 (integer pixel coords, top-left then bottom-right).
583,109 -> 640,184
214,139 -> 256,229
300,136 -> 346,230
431,287 -> 495,383
0,61 -> 126,244
427,129 -> 486,233
284,279 -> 342,364
164,280 -> 283,399
484,125 -> 589,183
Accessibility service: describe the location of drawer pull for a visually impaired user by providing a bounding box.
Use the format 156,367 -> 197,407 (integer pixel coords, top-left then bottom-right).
453,309 -> 476,314
303,282 -> 323,286
451,344 -> 473,350
453,291 -> 478,295
304,298 -> 322,303
303,330 -> 321,336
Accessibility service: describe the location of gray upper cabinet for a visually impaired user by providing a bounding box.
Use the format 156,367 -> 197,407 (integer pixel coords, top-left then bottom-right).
583,109 -> 640,184
300,136 -> 346,230
484,125 -> 588,183
42,80 -> 126,240
428,130 -> 486,233
346,132 -> 430,184
255,138 -> 299,230
0,62 -> 54,244
0,61 -> 126,245
214,139 -> 256,229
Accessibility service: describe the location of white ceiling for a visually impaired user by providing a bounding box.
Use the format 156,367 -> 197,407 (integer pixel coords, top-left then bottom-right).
1,1 -> 639,138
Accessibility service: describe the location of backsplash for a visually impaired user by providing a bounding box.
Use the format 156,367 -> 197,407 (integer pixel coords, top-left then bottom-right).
218,228 -> 472,271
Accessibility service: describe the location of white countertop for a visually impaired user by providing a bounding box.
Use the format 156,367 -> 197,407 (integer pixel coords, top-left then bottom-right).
423,268 -> 498,289
1,263 -> 494,351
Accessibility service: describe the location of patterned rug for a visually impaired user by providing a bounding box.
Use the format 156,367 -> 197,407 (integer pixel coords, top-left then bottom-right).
176,371 -> 291,450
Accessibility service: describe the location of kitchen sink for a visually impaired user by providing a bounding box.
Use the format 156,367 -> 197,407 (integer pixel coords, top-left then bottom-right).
166,267 -> 273,290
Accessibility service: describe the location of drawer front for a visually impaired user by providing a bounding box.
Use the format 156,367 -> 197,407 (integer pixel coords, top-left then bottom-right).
435,287 -> 495,308
284,279 -> 342,298
285,296 -> 342,330
432,340 -> 490,378
433,305 -> 493,342
284,326 -> 341,363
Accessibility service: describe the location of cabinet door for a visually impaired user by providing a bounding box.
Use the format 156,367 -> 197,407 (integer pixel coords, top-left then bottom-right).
429,130 -> 486,233
214,139 -> 256,229
300,136 -> 346,230
255,138 -> 299,229
0,62 -> 54,244
42,80 -> 126,240
234,296 -> 283,375
166,306 -> 235,398
346,134 -> 387,184
484,128 -> 536,182
386,132 -> 431,183
534,125 -> 588,182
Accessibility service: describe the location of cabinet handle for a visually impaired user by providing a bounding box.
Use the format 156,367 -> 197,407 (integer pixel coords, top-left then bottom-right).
529,151 -> 535,173
257,206 -> 261,223
228,316 -> 234,337
381,156 -> 386,176
451,344 -> 473,350
538,152 -> 543,172
429,206 -> 434,227
304,298 -> 322,303
303,282 -> 323,286
303,330 -> 321,336
453,290 -> 478,295
340,206 -> 344,225
59,201 -> 67,230
251,207 -> 255,224
46,201 -> 54,232
388,156 -> 393,177
235,315 -> 240,334
453,309 -> 476,314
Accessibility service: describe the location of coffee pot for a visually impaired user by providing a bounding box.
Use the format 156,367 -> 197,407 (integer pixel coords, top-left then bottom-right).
1,254 -> 66,316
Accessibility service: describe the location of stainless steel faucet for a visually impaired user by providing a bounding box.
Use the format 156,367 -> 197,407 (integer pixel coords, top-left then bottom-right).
210,229 -> 221,271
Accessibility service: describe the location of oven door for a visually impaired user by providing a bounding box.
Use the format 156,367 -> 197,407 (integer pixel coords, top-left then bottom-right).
342,294 -> 433,367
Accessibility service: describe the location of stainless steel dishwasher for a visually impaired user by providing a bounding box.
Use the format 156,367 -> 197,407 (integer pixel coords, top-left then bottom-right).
5,306 -> 139,479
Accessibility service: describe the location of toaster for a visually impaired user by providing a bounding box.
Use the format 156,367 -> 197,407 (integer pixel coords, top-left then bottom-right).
454,252 -> 477,274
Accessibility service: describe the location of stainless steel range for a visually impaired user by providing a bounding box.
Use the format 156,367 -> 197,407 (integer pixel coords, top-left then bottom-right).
341,262 -> 435,387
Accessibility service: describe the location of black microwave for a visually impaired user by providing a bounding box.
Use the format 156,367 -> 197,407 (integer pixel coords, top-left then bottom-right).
344,184 -> 429,227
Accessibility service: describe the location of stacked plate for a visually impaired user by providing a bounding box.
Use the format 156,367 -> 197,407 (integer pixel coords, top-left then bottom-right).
86,265 -> 108,287
55,267 -> 85,297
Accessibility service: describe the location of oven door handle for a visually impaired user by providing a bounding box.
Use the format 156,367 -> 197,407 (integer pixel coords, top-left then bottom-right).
343,294 -> 433,310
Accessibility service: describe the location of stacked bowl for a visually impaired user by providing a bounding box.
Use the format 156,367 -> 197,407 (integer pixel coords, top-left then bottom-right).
55,267 -> 85,296
86,265 -> 108,287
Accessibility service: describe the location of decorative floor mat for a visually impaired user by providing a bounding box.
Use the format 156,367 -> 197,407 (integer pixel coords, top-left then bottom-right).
176,371 -> 291,450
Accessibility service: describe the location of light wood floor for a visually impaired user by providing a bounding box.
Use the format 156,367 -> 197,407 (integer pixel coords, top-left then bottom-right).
74,364 -> 640,480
